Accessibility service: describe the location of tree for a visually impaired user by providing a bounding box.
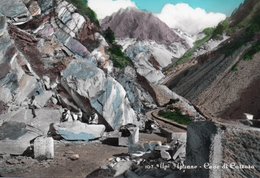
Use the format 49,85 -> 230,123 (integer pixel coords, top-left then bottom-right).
103,27 -> 115,44
212,19 -> 229,39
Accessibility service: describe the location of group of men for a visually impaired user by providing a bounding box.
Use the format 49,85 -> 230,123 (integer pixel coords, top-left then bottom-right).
28,93 -> 98,124
61,108 -> 99,124
61,108 -> 83,122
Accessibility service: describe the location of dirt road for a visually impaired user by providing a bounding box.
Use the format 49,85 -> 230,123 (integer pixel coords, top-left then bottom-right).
0,133 -> 166,178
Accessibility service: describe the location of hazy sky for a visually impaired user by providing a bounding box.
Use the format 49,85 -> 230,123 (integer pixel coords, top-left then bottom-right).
131,0 -> 244,15
88,0 -> 244,34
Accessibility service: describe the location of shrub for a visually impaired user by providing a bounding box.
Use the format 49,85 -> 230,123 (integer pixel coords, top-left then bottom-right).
103,27 -> 115,44
203,27 -> 215,36
245,13 -> 260,37
102,28 -> 131,69
108,44 -> 132,69
212,19 -> 229,39
243,42 -> 260,61
221,23 -> 258,57
231,64 -> 238,72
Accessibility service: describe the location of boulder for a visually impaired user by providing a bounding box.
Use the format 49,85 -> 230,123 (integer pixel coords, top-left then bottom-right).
0,0 -> 32,25
90,47 -> 112,73
160,127 -> 187,143
150,84 -> 205,120
95,32 -> 109,48
64,37 -> 90,57
128,125 -> 139,145
144,119 -> 160,133
55,30 -> 89,57
120,40 -> 167,84
150,84 -> 176,106
38,0 -> 53,14
28,1 -> 41,16
52,121 -> 105,141
116,66 -> 155,113
55,0 -> 85,36
6,158 -> 20,165
170,132 -> 187,143
69,154 -> 80,161
34,136 -> 54,159
118,134 -> 128,147
0,14 -> 38,104
61,60 -> 137,130
143,141 -> 162,152
0,14 -> 6,37
136,60 -> 165,84
42,76 -> 51,89
56,92 -> 79,110
55,29 -> 71,44
37,24 -> 54,38
172,144 -> 186,160
128,144 -> 145,154
61,60 -> 105,100
0,121 -> 40,155
35,90 -> 54,107
155,144 -> 171,151
0,109 -> 62,135
65,13 -> 85,34
112,161 -> 133,177
22,0 -> 31,4
160,150 -> 171,160
118,124 -> 139,146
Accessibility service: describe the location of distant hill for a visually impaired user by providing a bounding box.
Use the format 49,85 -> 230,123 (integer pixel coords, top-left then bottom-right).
101,7 -> 188,47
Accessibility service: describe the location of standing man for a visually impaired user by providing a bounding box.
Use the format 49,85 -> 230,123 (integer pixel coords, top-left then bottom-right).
29,95 -> 41,118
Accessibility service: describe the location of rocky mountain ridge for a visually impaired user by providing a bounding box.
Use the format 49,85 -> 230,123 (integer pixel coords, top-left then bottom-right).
101,8 -> 193,86
101,7 -> 189,47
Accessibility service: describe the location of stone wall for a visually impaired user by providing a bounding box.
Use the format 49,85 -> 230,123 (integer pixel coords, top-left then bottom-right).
186,121 -> 260,178
185,121 -> 217,178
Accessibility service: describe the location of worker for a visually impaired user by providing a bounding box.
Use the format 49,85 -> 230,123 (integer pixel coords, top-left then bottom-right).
29,95 -> 41,118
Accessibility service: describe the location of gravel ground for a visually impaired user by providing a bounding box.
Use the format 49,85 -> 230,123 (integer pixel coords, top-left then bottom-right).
0,133 -> 166,178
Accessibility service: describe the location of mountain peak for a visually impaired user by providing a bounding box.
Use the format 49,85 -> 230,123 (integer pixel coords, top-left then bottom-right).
118,6 -> 139,13
101,8 -> 188,46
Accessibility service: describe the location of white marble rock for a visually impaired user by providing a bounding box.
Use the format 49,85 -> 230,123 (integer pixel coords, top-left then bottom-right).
34,136 -> 54,159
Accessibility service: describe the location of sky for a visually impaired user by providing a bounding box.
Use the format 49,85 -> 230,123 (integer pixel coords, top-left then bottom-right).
131,0 -> 243,15
88,0 -> 244,34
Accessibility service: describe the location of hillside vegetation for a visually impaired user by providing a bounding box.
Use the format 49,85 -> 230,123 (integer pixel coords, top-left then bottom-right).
177,0 -> 260,65
65,0 -> 99,24
158,109 -> 192,125
176,19 -> 228,65
103,28 -> 132,69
